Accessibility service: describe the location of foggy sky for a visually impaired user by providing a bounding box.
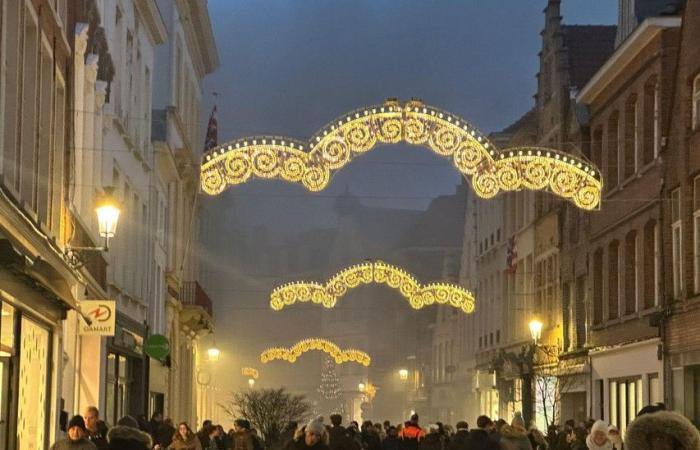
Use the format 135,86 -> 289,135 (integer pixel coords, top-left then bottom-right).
199,1 -> 617,395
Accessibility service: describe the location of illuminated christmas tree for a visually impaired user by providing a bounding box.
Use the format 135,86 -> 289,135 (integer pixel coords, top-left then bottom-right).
317,356 -> 345,417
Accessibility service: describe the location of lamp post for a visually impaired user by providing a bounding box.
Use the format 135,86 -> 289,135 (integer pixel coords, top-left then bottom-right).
248,378 -> 255,389
207,347 -> 221,362
65,187 -> 121,268
398,369 -> 408,381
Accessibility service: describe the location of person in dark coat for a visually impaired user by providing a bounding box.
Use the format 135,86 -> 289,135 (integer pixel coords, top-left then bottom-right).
276,422 -> 298,450
158,419 -> 177,449
362,421 -> 382,450
448,422 -> 469,450
107,416 -> 153,450
497,414 -> 532,450
464,416 -> 499,450
382,427 -> 401,450
625,409 -> 700,450
50,416 -> 98,450
420,425 -> 446,450
329,414 -> 360,450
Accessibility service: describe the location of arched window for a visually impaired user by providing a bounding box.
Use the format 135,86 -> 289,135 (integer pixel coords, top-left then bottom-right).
624,230 -> 638,315
643,220 -> 659,309
593,248 -> 604,325
642,76 -> 659,164
608,240 -> 620,320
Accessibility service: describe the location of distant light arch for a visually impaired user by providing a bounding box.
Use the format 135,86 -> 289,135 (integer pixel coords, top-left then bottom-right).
260,338 -> 370,366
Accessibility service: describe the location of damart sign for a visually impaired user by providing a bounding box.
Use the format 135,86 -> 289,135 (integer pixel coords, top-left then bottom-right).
79,300 -> 116,336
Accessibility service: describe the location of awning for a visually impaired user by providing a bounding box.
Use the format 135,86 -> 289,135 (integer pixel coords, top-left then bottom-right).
0,239 -> 77,309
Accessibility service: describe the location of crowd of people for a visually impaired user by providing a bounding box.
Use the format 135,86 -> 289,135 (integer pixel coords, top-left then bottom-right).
50,403 -> 700,450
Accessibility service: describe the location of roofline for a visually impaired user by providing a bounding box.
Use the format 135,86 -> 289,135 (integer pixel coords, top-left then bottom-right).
135,0 -> 167,45
576,16 -> 681,104
177,0 -> 219,77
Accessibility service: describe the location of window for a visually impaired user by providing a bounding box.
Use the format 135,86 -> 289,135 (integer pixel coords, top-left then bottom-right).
624,231 -> 638,315
37,38 -> 54,226
592,126 -> 603,177
624,94 -> 638,178
693,73 -> 700,130
695,177 -> 700,293
2,0 -> 21,191
643,220 -> 659,309
575,276 -> 587,348
607,111 -> 620,189
593,249 -> 604,325
20,4 -> 39,208
643,76 -> 659,164
672,188 -> 682,298
609,378 -> 643,437
608,241 -> 620,320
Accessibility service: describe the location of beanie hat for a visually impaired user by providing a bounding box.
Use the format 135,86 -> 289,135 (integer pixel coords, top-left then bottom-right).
68,415 -> 87,432
306,419 -> 325,435
511,412 -> 525,431
590,420 -> 608,435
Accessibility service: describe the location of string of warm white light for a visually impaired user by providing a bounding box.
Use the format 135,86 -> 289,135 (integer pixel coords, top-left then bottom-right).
270,260 -> 476,314
201,99 -> 602,210
260,338 -> 371,366
241,367 -> 259,379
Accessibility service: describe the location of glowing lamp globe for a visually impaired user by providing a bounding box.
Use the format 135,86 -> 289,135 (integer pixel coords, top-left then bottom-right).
399,369 -> 409,380
358,383 -> 366,392
95,188 -> 121,240
248,378 -> 255,388
207,347 -> 221,362
529,319 -> 543,343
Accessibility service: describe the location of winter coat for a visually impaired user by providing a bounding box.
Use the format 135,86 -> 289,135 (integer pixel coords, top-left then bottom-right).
419,433 -> 446,450
464,429 -> 500,450
330,426 -> 360,450
625,410 -> 700,450
286,436 -> 331,450
233,430 -> 255,450
448,430 -> 469,450
362,431 -> 382,450
569,442 -> 587,450
400,425 -> 425,450
157,424 -> 177,448
527,430 -> 547,450
107,425 -> 153,450
50,437 -> 98,450
169,436 -> 204,450
382,436 -> 401,450
497,425 -> 533,450
87,428 -> 109,450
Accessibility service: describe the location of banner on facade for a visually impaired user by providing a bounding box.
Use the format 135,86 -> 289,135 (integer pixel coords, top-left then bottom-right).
78,300 -> 116,336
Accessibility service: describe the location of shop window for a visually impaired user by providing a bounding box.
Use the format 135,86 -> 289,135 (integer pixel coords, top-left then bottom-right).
609,378 -> 643,437
648,373 -> 661,405
105,353 -> 131,427
0,302 -> 16,447
17,316 -> 50,450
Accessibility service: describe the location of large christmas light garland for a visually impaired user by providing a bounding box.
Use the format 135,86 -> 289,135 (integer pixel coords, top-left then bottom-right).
242,367 -> 259,379
270,260 -> 475,313
260,338 -> 371,366
201,99 -> 602,210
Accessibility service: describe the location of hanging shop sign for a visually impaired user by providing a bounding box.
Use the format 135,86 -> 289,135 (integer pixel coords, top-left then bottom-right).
79,300 -> 116,336
144,334 -> 170,360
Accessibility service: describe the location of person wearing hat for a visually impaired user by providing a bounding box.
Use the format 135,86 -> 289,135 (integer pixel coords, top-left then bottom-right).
287,419 -> 330,450
585,420 -> 612,450
106,415 -> 153,450
50,415 -> 98,450
447,421 -> 469,450
625,409 -> 700,450
497,413 -> 532,450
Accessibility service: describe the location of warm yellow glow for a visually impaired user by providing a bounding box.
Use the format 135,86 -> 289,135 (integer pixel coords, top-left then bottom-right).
201,99 -> 602,210
248,378 -> 255,388
529,319 -> 543,343
270,260 -> 475,313
399,369 -> 409,380
242,367 -> 259,379
207,347 -> 221,362
260,338 -> 371,366
95,188 -> 121,238
358,383 -> 366,392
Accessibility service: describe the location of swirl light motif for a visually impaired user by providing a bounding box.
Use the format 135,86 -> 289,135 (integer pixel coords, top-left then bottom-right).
270,260 -> 475,314
242,367 -> 259,379
201,99 -> 602,210
260,338 -> 371,366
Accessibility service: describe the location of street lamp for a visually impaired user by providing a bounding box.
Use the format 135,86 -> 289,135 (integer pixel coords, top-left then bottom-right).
358,383 -> 366,392
248,378 -> 255,388
529,319 -> 543,344
398,369 -> 409,380
65,187 -> 121,267
207,347 -> 221,362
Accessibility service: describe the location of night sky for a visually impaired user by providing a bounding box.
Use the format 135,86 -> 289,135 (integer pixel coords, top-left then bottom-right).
199,0 -> 617,392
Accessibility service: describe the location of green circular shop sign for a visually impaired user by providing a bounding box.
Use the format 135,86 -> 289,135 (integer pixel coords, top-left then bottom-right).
144,334 -> 170,360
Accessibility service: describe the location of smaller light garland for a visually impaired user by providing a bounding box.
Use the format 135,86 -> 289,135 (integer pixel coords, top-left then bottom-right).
270,260 -> 475,313
260,338 -> 371,366
242,367 -> 259,379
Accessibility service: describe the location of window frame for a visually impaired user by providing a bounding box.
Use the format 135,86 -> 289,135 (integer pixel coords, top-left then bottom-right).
692,73 -> 700,131
672,188 -> 683,298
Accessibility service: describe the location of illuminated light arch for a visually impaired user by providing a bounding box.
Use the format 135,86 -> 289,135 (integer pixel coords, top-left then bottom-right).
201,99 -> 602,210
260,338 -> 371,366
241,367 -> 259,379
270,260 -> 476,314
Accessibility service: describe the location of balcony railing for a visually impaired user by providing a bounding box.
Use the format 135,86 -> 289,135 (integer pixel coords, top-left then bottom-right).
181,281 -> 213,316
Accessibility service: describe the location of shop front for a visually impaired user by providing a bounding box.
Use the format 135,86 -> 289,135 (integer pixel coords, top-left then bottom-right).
104,313 -> 148,425
0,239 -> 77,450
